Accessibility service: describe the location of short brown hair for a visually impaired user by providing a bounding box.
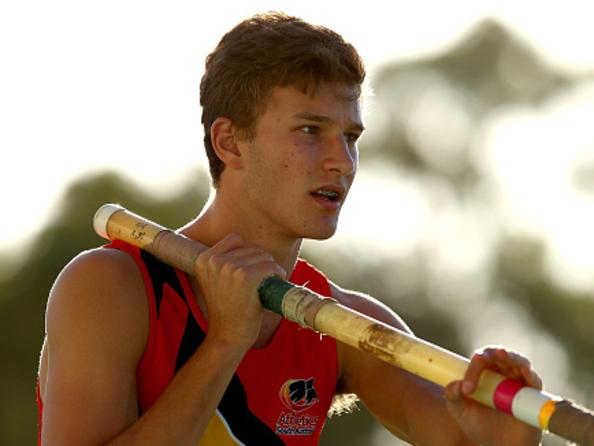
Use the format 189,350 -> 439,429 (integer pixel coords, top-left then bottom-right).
200,12 -> 366,186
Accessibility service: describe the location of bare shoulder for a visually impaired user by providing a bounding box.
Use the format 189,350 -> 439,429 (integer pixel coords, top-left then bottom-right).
329,280 -> 412,334
41,246 -> 148,396
51,245 -> 143,294
40,246 -> 149,443
47,246 -> 147,334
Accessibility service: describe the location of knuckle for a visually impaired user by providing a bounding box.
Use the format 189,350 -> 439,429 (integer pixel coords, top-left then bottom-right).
208,254 -> 224,269
251,247 -> 269,259
230,264 -> 249,282
196,252 -> 211,271
230,233 -> 245,244
516,352 -> 530,363
273,264 -> 287,278
471,351 -> 486,362
482,346 -> 499,354
221,259 -> 239,276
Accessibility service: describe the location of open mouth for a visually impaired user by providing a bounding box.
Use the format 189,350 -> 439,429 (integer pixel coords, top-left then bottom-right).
311,189 -> 341,203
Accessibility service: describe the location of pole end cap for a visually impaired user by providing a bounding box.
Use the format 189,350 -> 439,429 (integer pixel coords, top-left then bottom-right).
93,203 -> 124,240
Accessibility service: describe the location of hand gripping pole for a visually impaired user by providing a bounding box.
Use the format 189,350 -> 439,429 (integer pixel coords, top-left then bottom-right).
94,203 -> 594,445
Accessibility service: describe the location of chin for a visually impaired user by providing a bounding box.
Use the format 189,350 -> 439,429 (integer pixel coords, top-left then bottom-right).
292,215 -> 341,241
304,224 -> 338,241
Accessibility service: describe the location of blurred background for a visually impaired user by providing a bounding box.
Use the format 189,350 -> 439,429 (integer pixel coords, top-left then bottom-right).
1,1 -> 593,445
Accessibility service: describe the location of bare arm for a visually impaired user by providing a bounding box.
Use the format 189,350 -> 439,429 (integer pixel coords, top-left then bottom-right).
41,235 -> 280,445
331,284 -> 469,445
332,283 -> 542,446
41,248 -> 147,445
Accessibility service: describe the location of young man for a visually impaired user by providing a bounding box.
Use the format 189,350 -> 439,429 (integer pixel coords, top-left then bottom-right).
38,12 -> 543,445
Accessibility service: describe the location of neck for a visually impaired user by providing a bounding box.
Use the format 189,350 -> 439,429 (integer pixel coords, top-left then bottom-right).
180,189 -> 303,275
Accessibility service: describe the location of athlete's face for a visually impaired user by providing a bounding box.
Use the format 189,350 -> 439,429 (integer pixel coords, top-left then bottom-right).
240,83 -> 364,241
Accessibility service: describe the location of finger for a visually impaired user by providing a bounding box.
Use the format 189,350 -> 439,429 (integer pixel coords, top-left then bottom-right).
493,349 -> 529,369
520,365 -> 543,390
197,237 -> 274,275
214,249 -> 285,278
207,233 -> 248,255
465,348 -> 543,396
215,247 -> 274,265
491,349 -> 522,378
491,358 -> 543,392
463,349 -> 496,394
196,234 -> 247,271
444,380 -> 463,402
202,238 -> 282,271
444,381 -> 468,420
492,349 -> 539,385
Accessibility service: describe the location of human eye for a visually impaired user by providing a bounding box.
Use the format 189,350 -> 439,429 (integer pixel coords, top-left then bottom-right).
301,125 -> 320,135
344,132 -> 361,144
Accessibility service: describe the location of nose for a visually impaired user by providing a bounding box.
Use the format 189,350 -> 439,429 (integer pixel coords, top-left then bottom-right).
323,135 -> 358,176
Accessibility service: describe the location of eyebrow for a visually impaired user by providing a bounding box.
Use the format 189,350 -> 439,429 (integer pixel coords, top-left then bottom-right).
293,112 -> 365,133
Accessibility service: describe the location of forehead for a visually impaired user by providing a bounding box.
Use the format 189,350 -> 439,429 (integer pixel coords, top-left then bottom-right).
263,83 -> 362,123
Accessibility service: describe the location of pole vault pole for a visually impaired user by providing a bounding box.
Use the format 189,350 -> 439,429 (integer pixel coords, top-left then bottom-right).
94,203 -> 594,445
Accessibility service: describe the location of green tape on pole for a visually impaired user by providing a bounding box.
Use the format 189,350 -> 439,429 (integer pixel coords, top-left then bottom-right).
258,275 -> 294,316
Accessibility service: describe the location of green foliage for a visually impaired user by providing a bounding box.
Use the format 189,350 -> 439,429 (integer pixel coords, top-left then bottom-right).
322,18 -> 594,446
498,237 -> 594,387
0,170 -> 209,445
2,18 -> 593,446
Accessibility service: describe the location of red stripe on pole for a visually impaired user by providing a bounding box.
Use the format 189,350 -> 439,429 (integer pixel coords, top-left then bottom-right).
493,379 -> 525,415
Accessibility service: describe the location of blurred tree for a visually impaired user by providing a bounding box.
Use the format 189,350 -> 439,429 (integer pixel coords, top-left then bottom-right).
361,16 -> 594,398
370,18 -> 581,181
320,18 -> 594,446
2,17 -> 593,446
0,170 -> 209,445
497,237 -> 594,391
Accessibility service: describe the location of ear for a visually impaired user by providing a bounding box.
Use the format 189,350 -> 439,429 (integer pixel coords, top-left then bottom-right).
210,117 -> 244,170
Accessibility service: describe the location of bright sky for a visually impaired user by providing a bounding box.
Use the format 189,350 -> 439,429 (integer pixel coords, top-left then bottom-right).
2,0 -> 594,291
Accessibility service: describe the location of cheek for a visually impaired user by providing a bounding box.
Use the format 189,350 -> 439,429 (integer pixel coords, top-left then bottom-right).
283,162 -> 314,184
288,141 -> 319,172
281,148 -> 310,175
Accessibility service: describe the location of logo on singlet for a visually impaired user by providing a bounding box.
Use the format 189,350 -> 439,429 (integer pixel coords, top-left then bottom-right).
276,378 -> 319,436
279,377 -> 319,412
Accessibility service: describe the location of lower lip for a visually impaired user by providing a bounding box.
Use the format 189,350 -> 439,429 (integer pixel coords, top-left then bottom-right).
310,194 -> 342,210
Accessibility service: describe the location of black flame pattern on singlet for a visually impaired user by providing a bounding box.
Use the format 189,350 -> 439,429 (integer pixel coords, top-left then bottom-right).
140,250 -> 285,445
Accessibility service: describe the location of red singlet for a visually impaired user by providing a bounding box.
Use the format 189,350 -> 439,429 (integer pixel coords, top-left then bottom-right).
37,240 -> 338,445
